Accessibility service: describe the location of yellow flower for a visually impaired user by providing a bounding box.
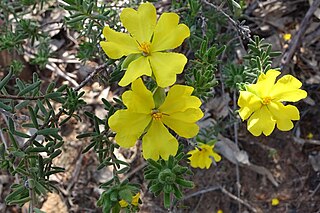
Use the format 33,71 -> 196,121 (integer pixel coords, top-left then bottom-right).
307,132 -> 313,139
188,144 -> 221,169
238,69 -> 307,136
283,33 -> 291,41
119,192 -> 140,208
100,2 -> 190,87
108,78 -> 203,160
271,197 -> 280,206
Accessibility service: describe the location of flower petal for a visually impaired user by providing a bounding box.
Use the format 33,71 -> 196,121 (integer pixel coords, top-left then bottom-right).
108,110 -> 151,147
162,108 -> 203,138
268,101 -> 300,131
269,74 -> 307,102
122,78 -> 155,113
188,146 -> 213,169
159,84 -> 201,114
142,120 -> 178,160
238,91 -> 262,120
211,152 -> 222,162
151,13 -> 190,52
119,56 -> 152,87
120,3 -> 156,43
148,52 -> 187,87
100,26 -> 140,59
247,69 -> 281,97
247,105 -> 276,136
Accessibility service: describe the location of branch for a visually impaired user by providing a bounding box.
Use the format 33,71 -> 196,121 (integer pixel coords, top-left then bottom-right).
201,0 -> 251,40
281,0 -> 320,72
74,62 -> 112,92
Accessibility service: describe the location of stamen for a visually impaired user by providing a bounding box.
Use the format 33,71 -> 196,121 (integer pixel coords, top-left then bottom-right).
151,109 -> 162,121
262,96 -> 272,105
139,42 -> 151,56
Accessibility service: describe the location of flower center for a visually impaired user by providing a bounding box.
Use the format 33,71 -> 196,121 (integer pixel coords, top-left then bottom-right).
262,96 -> 272,105
139,41 -> 151,56
151,109 -> 162,121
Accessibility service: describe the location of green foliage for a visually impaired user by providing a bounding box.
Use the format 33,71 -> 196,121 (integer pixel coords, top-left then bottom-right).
144,146 -> 193,209
185,39 -> 224,100
223,35 -> 281,90
97,179 -> 140,213
29,39 -> 51,69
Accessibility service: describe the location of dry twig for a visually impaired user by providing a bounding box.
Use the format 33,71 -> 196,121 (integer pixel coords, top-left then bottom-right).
281,0 -> 320,72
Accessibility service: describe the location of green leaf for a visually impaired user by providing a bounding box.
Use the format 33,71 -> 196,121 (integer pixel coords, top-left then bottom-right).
119,189 -> 132,203
37,128 -> 59,135
44,92 -> 62,99
15,167 -> 30,176
17,81 -> 41,96
34,181 -> 47,195
175,177 -> 194,188
14,131 -> 30,138
5,185 -> 26,202
28,106 -> 39,129
7,196 -> 30,205
34,208 -> 46,213
116,167 -> 130,174
0,101 -> 12,111
0,70 -> 13,91
11,150 -> 26,157
49,149 -> 62,159
15,100 -> 31,110
82,141 -> 96,153
25,147 -> 47,153
121,54 -> 141,70
164,192 -> 171,209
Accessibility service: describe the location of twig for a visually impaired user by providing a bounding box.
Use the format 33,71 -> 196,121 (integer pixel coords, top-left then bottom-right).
121,162 -> 147,181
182,185 -> 220,200
220,186 -> 259,213
201,0 -> 251,40
66,154 -> 83,193
281,0 -> 320,72
310,182 -> 320,197
46,63 -> 79,88
74,62 -> 111,92
182,185 -> 259,213
233,91 -> 241,212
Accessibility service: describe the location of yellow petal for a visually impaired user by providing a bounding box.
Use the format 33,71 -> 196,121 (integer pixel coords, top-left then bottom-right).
247,105 -> 276,136
247,69 -> 280,97
188,146 -> 213,169
119,199 -> 129,208
149,52 -> 187,87
122,78 -> 154,113
238,91 -> 262,120
108,110 -> 152,148
119,56 -> 152,87
159,84 -> 201,114
211,151 -> 222,162
162,108 -> 203,138
269,74 -> 307,102
131,192 -> 140,206
142,120 -> 178,160
120,3 -> 156,43
100,26 -> 140,59
268,101 -> 299,131
151,13 -> 190,52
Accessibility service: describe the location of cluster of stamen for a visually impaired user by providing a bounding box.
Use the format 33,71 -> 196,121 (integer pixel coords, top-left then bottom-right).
262,96 -> 272,105
151,109 -> 162,121
139,41 -> 151,56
